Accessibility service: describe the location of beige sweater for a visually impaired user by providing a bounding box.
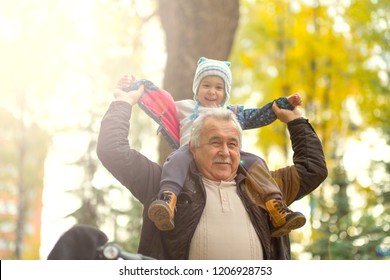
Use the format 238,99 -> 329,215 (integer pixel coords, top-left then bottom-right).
189,177 -> 264,260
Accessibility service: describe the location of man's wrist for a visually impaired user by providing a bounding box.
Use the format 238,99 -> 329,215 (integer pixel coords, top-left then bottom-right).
287,117 -> 307,126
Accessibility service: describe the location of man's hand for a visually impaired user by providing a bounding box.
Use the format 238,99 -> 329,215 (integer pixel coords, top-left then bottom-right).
114,86 -> 144,105
113,75 -> 144,105
272,101 -> 303,123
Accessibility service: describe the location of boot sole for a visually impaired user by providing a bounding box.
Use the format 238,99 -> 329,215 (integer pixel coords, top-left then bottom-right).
271,215 -> 306,237
148,202 -> 175,231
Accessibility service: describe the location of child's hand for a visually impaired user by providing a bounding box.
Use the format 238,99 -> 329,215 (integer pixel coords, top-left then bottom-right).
116,74 -> 136,89
287,93 -> 302,107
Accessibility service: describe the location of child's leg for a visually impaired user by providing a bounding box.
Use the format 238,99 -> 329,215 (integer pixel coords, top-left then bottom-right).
148,144 -> 192,231
159,144 -> 192,196
240,151 -> 306,237
240,151 -> 282,206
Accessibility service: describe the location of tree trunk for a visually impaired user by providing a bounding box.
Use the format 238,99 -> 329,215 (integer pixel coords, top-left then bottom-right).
158,0 -> 240,163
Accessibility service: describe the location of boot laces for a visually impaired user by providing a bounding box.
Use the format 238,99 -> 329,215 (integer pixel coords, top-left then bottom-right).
160,192 -> 173,203
274,201 -> 293,215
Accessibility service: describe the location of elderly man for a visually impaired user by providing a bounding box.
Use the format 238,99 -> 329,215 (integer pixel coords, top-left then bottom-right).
96,85 -> 327,260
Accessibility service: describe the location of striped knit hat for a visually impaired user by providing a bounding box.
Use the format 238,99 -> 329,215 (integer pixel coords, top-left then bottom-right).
192,57 -> 232,106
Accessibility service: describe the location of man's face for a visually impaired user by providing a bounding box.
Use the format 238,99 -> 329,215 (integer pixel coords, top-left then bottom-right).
190,117 -> 240,181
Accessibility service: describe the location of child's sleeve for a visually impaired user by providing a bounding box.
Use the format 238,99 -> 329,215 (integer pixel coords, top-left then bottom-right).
231,97 -> 294,130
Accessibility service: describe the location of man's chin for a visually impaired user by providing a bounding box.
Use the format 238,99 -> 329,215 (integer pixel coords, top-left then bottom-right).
214,172 -> 235,182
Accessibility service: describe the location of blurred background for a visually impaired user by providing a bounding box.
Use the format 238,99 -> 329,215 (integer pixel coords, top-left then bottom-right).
0,0 -> 389,260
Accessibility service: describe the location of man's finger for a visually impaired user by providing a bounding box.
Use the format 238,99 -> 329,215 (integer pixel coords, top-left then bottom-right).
272,101 -> 280,114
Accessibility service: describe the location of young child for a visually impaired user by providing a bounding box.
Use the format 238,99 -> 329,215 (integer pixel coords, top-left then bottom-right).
118,57 -> 305,237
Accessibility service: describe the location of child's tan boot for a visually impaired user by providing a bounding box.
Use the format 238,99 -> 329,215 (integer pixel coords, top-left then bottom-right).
148,191 -> 177,231
265,199 -> 306,237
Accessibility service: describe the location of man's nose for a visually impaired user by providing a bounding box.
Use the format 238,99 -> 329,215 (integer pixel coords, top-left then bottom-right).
219,143 -> 230,156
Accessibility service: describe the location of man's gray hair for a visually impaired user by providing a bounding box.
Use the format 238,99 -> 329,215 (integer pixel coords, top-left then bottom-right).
190,107 -> 242,148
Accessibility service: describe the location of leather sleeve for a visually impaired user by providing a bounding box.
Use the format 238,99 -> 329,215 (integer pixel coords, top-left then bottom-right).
96,101 -> 161,205
271,118 -> 328,205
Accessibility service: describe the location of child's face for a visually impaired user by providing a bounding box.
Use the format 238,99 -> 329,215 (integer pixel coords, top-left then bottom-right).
196,76 -> 226,107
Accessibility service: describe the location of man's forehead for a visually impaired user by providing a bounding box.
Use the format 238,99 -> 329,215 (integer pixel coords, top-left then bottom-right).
201,119 -> 240,139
